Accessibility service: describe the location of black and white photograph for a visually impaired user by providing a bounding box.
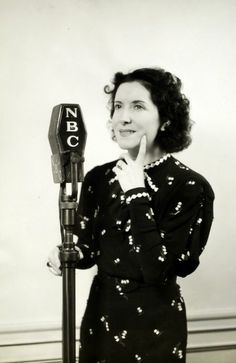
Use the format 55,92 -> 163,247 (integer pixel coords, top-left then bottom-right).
0,1 -> 235,362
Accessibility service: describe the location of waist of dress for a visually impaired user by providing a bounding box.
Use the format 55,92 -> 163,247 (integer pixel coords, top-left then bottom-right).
96,270 -> 177,293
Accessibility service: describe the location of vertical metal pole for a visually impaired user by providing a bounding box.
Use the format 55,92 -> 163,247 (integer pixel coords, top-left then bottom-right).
59,159 -> 80,363
60,199 -> 78,363
62,258 -> 76,362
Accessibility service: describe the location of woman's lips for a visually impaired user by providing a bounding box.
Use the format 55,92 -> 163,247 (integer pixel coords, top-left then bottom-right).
119,130 -> 136,137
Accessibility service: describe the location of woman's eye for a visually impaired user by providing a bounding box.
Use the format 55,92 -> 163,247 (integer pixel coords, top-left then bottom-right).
114,104 -> 121,110
134,104 -> 144,110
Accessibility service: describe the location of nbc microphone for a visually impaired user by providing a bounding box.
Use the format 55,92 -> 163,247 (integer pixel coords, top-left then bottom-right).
48,103 -> 87,363
48,103 -> 87,184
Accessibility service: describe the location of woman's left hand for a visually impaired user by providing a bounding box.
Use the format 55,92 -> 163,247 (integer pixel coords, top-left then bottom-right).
113,135 -> 146,193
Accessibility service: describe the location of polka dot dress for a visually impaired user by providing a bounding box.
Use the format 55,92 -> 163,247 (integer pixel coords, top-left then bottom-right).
74,155 -> 214,363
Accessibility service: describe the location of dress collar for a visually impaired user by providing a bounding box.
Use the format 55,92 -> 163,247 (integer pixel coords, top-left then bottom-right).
144,154 -> 171,170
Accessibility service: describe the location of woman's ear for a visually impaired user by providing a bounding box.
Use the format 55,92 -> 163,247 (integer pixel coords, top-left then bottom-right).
160,120 -> 171,132
106,119 -> 117,141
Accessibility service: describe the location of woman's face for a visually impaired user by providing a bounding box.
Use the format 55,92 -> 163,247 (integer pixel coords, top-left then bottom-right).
112,81 -> 160,153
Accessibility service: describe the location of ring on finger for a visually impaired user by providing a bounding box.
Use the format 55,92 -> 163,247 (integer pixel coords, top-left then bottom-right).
116,160 -> 124,170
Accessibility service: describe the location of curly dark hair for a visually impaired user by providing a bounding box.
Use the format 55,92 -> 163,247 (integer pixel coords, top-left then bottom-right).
104,67 -> 192,153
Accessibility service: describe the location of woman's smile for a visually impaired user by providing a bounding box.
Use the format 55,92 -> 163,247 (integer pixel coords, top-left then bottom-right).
119,129 -> 137,137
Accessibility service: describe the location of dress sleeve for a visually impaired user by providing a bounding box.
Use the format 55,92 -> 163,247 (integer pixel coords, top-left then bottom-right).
73,168 -> 98,269
125,180 -> 214,284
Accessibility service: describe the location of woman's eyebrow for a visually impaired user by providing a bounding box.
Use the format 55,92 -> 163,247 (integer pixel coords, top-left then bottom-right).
132,100 -> 146,104
114,100 -> 146,104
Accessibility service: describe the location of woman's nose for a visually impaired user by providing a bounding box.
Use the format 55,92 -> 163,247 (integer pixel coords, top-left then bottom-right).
119,108 -> 132,124
121,119 -> 132,125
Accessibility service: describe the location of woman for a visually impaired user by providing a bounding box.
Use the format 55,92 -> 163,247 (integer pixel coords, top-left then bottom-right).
48,67 -> 214,362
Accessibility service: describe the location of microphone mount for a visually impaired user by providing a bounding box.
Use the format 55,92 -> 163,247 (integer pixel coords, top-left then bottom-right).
48,104 -> 87,363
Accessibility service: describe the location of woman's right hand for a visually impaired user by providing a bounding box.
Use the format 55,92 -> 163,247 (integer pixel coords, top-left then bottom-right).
47,245 -> 83,276
47,246 -> 62,276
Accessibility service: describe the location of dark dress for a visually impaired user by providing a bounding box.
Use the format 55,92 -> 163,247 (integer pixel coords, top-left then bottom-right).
74,155 -> 214,363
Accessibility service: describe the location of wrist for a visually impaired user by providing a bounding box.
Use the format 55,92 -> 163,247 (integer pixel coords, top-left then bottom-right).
123,183 -> 145,193
125,187 -> 151,204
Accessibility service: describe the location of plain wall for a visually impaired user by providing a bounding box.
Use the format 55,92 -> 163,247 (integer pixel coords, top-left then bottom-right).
0,0 -> 235,333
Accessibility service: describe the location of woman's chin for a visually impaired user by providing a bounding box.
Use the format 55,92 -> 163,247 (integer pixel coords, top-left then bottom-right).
117,139 -> 139,151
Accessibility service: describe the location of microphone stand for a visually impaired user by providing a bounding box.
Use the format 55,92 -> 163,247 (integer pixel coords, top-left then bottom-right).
59,152 -> 83,363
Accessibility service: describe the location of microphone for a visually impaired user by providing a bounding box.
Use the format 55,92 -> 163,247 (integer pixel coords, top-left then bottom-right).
48,103 -> 87,184
48,104 -> 87,361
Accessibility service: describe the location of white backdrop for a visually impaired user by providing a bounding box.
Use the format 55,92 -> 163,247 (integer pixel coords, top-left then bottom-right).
0,0 -> 235,331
